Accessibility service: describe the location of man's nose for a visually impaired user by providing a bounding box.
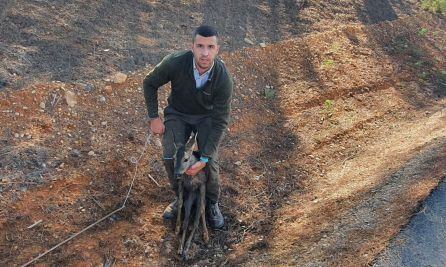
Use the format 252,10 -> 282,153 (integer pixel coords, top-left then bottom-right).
202,47 -> 209,56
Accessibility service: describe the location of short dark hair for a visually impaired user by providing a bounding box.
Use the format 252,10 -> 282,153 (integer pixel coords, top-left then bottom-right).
193,25 -> 218,42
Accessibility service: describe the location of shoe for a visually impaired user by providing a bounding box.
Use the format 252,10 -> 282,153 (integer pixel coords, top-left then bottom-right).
162,198 -> 177,220
206,202 -> 224,229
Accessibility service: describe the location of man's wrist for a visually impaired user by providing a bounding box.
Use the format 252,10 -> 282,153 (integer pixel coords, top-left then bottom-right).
147,115 -> 159,121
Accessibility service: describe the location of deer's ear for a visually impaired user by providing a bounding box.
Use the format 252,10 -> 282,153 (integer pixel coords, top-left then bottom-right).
185,132 -> 197,151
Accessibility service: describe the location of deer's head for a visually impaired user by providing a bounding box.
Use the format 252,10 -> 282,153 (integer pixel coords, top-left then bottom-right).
173,132 -> 200,176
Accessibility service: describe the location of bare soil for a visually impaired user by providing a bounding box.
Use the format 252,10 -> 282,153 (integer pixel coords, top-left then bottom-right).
1,1 -> 445,266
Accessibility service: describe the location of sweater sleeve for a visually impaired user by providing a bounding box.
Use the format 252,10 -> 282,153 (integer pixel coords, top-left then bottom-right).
143,54 -> 173,118
202,76 -> 233,158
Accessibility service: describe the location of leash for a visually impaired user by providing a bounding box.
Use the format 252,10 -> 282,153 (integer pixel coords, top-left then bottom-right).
21,133 -> 152,267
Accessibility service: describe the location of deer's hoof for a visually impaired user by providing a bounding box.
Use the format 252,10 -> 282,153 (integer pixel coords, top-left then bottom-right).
181,253 -> 189,262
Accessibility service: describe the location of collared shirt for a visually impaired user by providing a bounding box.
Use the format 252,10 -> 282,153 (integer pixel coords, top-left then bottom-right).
193,58 -> 213,89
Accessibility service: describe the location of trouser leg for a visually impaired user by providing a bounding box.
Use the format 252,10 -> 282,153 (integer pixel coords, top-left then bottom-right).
195,117 -> 221,204
162,116 -> 192,195
205,157 -> 220,204
163,159 -> 177,194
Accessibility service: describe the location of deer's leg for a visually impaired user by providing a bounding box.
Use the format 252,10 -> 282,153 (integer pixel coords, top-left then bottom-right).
200,183 -> 209,244
175,179 -> 183,235
183,192 -> 201,260
178,190 -> 193,255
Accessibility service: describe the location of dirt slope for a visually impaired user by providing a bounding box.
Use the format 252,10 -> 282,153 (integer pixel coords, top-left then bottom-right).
1,0 -> 446,266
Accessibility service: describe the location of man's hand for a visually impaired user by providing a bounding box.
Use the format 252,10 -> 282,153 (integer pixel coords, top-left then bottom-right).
185,161 -> 206,176
149,117 -> 165,134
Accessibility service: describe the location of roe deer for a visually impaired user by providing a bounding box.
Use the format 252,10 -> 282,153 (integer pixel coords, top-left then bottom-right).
173,132 -> 209,261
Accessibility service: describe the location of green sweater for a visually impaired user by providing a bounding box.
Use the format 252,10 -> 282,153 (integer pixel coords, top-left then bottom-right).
143,50 -> 233,158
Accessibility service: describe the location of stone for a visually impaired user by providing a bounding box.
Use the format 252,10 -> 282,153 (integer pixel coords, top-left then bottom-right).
244,38 -> 254,45
104,85 -> 113,95
259,42 -> 267,48
99,95 -> 106,102
82,83 -> 94,92
39,102 -> 46,109
88,151 -> 95,156
0,78 -> 7,89
235,161 -> 242,166
65,91 -> 77,107
113,72 -> 127,84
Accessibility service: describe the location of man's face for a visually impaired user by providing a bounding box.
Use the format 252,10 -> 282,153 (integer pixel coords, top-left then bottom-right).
191,34 -> 219,71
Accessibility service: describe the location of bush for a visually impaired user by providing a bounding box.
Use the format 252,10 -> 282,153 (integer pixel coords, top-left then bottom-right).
421,0 -> 446,14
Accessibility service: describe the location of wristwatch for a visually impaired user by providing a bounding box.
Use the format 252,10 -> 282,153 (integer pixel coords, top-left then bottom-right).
199,156 -> 209,163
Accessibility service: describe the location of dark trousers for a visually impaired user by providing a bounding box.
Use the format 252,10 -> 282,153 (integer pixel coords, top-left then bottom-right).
162,114 -> 220,204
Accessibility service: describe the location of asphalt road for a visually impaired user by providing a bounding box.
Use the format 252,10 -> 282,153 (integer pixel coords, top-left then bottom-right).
373,177 -> 446,267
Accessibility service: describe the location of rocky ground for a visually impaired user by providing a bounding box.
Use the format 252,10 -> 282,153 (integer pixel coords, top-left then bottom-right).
1,0 -> 445,266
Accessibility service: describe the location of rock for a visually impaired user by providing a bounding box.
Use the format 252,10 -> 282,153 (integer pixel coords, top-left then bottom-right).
99,95 -> 106,102
235,161 -> 242,166
88,151 -> 95,156
39,102 -> 46,109
71,149 -> 81,157
113,72 -> 127,84
0,78 -> 7,89
82,83 -> 94,92
101,121 -> 107,126
65,91 -> 77,107
244,38 -> 254,45
259,42 -> 267,48
104,85 -> 113,95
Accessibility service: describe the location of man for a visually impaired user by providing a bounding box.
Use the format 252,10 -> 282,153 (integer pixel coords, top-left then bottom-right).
143,25 -> 233,229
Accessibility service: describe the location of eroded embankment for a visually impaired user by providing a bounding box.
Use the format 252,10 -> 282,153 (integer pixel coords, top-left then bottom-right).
223,13 -> 446,266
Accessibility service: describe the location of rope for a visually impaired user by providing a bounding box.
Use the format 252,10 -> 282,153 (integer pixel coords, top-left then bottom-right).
21,133 -> 152,267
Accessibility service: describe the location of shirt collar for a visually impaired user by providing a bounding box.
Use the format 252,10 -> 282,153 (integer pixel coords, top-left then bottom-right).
193,57 -> 214,77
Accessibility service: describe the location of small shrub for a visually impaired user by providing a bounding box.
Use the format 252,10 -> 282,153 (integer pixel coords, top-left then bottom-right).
393,38 -> 409,53
419,71 -> 429,80
323,99 -> 334,116
322,59 -> 335,68
264,85 -> 276,99
421,0 -> 446,14
436,70 -> 446,85
414,60 -> 425,67
418,28 -> 428,36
